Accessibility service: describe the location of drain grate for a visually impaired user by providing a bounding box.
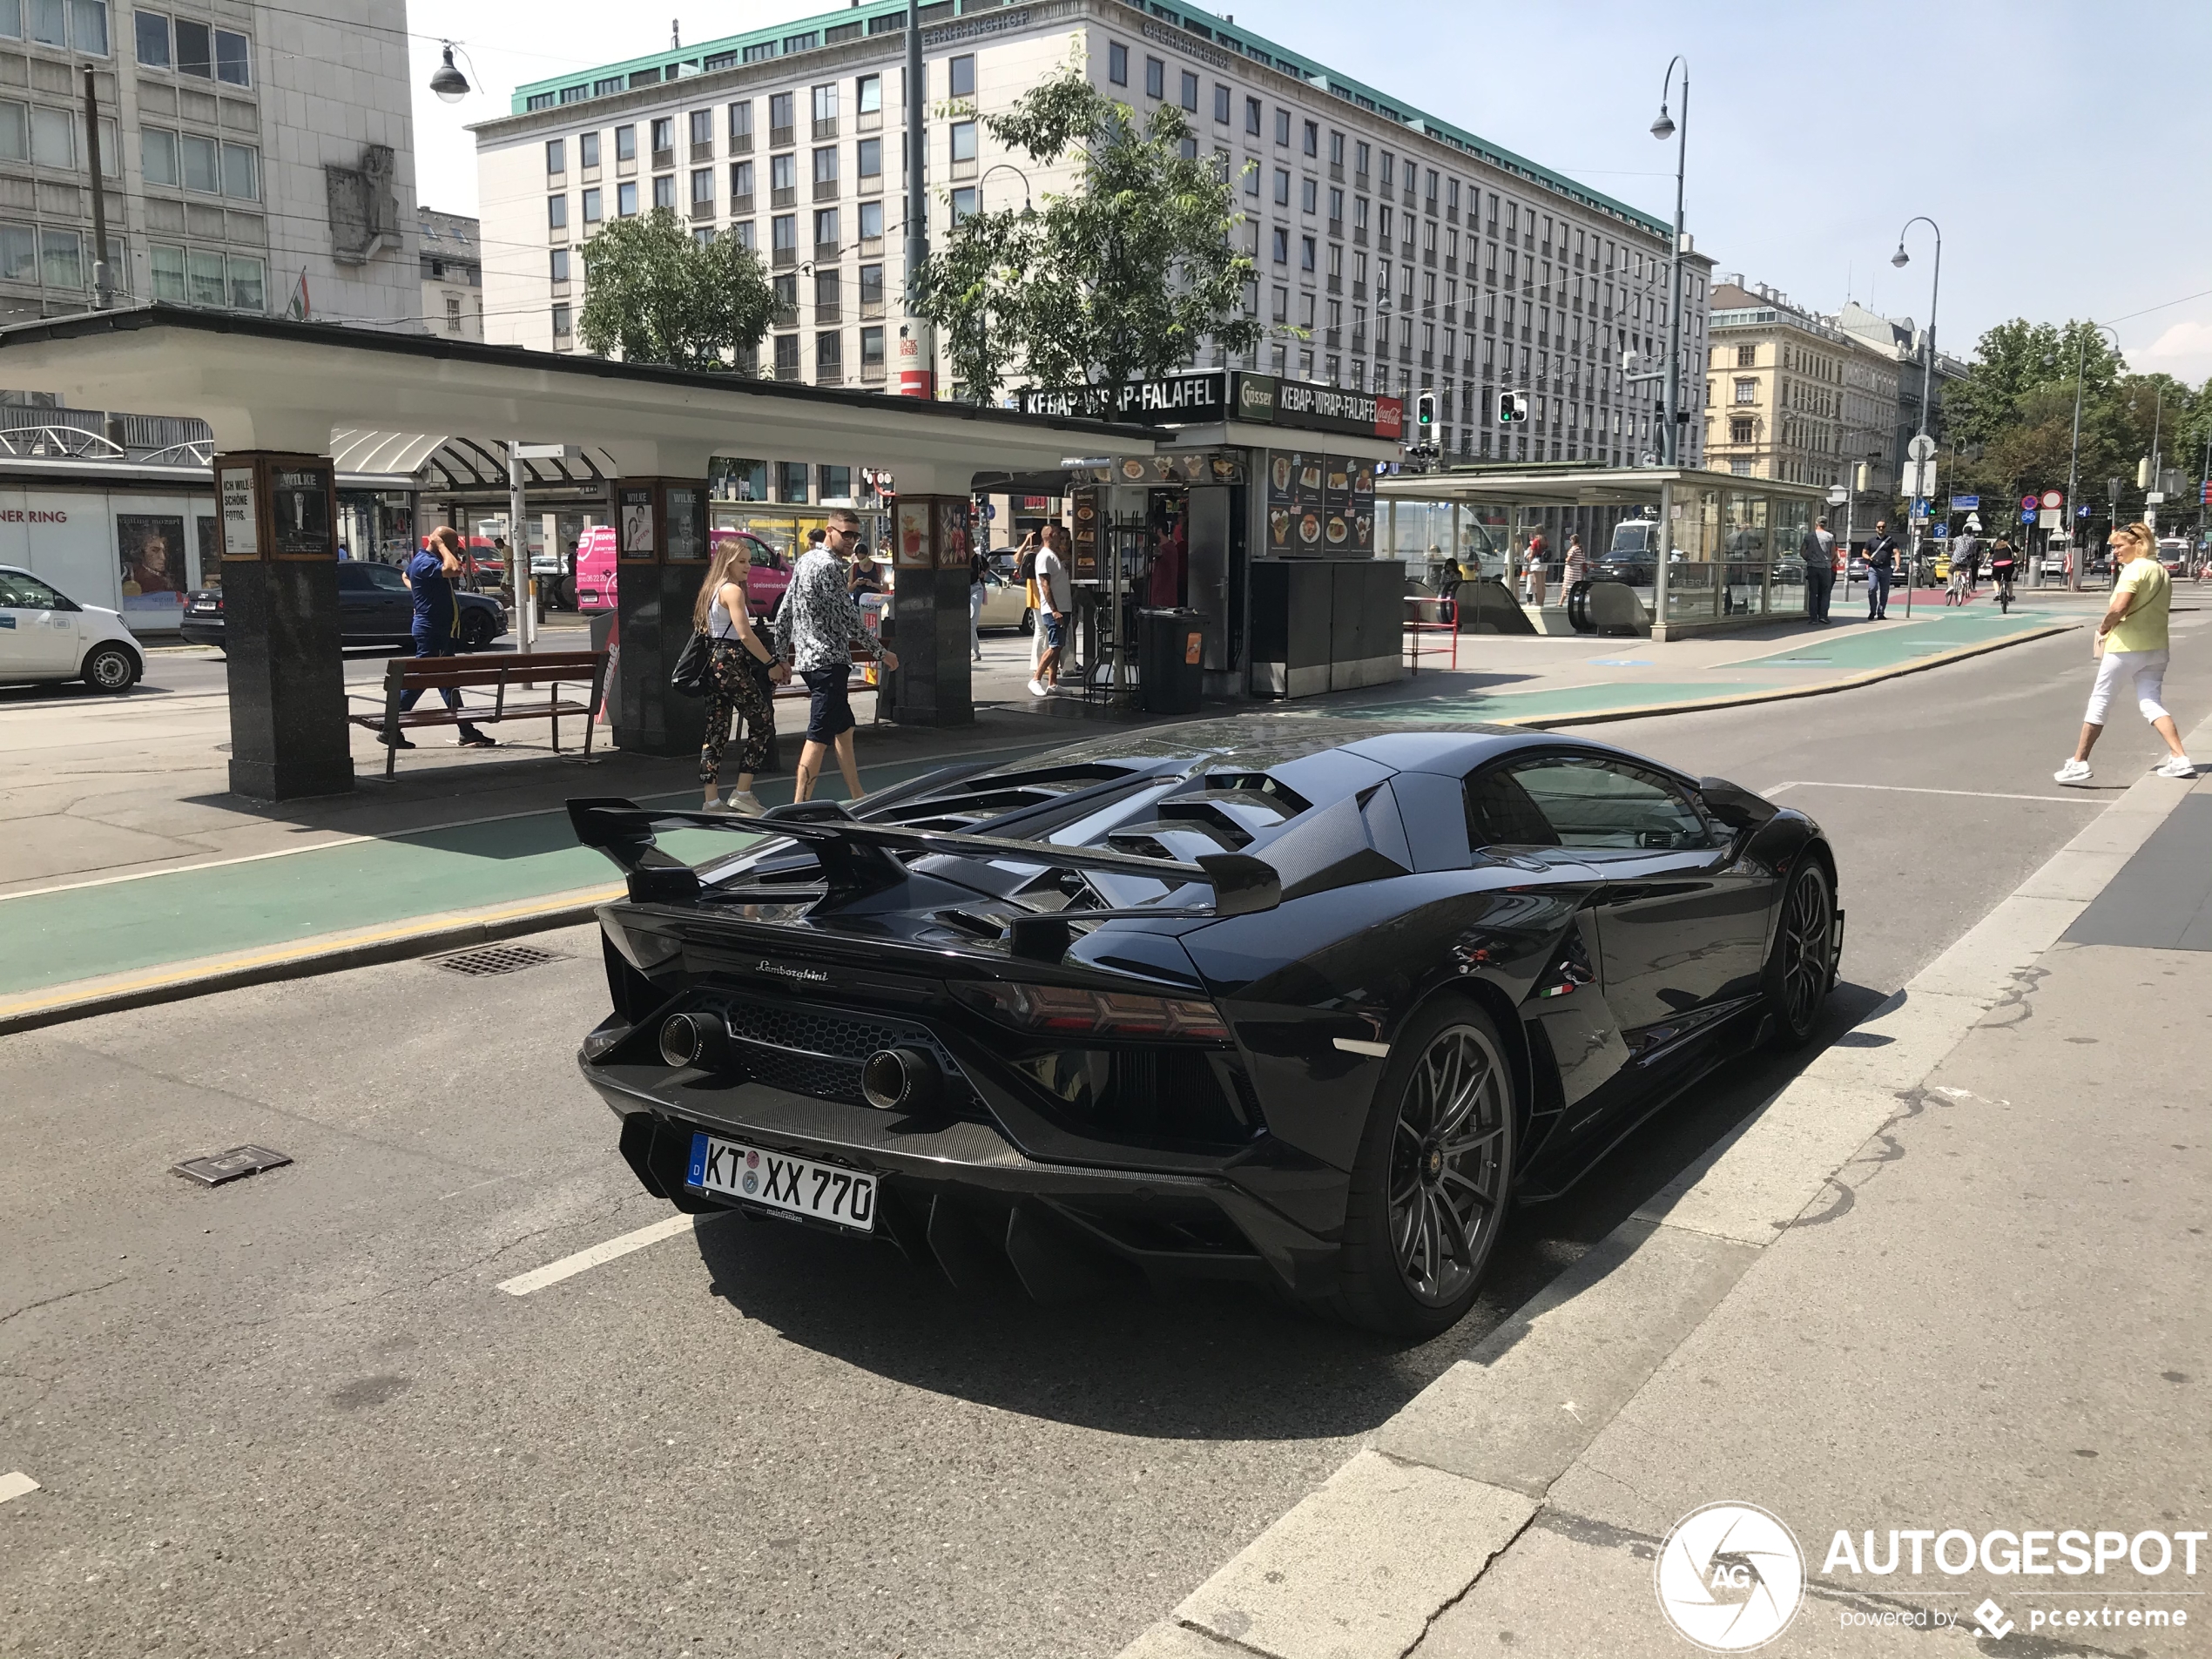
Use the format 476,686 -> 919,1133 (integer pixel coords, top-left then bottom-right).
432,943 -> 567,978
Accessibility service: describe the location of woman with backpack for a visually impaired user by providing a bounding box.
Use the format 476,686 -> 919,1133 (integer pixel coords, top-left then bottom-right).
692,540 -> 786,814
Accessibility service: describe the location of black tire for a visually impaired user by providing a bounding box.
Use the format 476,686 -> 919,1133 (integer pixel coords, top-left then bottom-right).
1020,607 -> 1035,635
459,611 -> 496,652
1764,859 -> 1835,1049
80,643 -> 140,693
1332,997 -> 1516,1338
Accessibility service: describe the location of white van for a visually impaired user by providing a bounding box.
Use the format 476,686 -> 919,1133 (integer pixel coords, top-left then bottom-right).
0,563 -> 145,691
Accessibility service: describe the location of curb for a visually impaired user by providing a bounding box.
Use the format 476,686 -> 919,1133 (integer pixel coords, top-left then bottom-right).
1116,711 -> 2209,1659
1498,617 -> 2074,731
0,886 -> 618,1038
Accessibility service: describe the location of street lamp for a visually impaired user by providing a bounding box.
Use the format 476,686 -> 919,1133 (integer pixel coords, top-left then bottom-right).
2063,322 -> 2121,591
1650,57 -> 1689,468
428,42 -> 471,104
1890,217 -> 1940,615
978,162 -> 1034,213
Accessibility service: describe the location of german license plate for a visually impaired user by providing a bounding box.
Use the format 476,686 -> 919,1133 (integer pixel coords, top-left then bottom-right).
686,1131 -> 875,1232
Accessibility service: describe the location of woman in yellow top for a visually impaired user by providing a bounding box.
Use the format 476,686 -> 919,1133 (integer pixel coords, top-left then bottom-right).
2054,522 -> 2193,784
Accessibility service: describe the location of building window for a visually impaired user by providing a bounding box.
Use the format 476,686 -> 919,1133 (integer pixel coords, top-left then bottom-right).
1244,96 -> 1260,136
949,186 -> 978,225
859,262 -> 883,314
444,293 -> 462,334
948,53 -> 974,98
133,7 -> 168,65
1302,120 -> 1318,157
1730,458 -> 1751,476
1108,40 -> 1127,85
1733,377 -> 1757,405
1273,108 -> 1290,146
1271,226 -> 1287,266
650,116 -> 674,158
1179,69 -> 1197,111
549,247 -> 569,284
816,329 -> 842,375
949,118 -> 977,167
220,141 -> 256,200
689,108 -> 713,152
1300,178 -> 1316,214
1144,57 -> 1163,99
811,82 -> 838,135
579,132 -> 599,169
857,136 -> 881,184
552,303 -> 572,341
546,138 -> 564,175
691,167 -> 713,207
860,324 -> 885,372
615,125 -> 636,163
858,199 -> 883,242
1301,236 -> 1315,273
769,92 -> 793,145
1213,84 -> 1229,125
813,144 -> 838,189
728,161 -> 752,206
1730,418 -> 1753,443
729,100 -> 752,149
547,194 -> 567,230
857,74 -> 881,116
652,174 -> 676,210
813,206 -> 840,251
617,180 -> 637,216
1736,344 -> 1756,367
1272,168 -> 1289,206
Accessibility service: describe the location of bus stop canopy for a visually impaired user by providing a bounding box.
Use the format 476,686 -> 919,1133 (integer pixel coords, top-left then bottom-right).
1378,462 -> 1831,509
0,305 -> 1156,494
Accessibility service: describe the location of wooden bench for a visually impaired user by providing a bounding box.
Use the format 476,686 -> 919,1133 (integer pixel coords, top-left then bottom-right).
351,649 -> 609,776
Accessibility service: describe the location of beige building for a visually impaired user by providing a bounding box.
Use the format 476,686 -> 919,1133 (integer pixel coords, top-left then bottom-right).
470,0 -> 1709,470
417,207 -> 482,338
1704,278 -> 1898,532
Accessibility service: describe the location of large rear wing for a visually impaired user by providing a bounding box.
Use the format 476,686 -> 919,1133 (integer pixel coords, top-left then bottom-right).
567,796 -> 1281,919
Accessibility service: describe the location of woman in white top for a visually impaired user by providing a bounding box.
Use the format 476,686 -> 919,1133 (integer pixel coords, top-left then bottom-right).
693,542 -> 786,813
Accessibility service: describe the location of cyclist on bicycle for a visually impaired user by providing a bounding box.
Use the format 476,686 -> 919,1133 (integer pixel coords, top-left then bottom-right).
1988,539 -> 2018,609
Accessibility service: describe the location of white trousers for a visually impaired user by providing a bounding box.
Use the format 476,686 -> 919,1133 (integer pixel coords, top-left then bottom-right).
2083,646 -> 2170,726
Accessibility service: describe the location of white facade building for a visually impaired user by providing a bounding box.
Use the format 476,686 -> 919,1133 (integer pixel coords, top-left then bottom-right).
476,0 -> 1708,468
418,206 -> 482,338
0,0 -> 421,329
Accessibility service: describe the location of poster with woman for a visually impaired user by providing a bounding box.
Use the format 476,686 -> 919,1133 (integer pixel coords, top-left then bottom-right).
117,516 -> 187,617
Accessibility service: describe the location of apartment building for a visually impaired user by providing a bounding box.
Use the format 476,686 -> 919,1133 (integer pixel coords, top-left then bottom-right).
477,0 -> 1710,469
0,0 -> 421,328
418,206 -> 482,338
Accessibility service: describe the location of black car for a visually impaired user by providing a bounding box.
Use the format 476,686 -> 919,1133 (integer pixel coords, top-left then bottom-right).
570,720 -> 1841,1336
179,561 -> 507,651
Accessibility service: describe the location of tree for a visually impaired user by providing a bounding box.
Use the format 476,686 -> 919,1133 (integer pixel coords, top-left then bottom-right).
916,57 -> 1264,400
577,209 -> 777,372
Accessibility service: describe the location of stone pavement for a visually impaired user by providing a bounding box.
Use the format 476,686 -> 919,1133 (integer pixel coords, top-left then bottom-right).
1123,716 -> 2212,1659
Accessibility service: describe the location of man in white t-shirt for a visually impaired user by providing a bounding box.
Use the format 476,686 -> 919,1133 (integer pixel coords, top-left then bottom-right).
1028,525 -> 1074,697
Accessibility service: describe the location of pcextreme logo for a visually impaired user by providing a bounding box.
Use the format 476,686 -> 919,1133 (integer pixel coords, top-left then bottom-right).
1656,1502 -> 1806,1652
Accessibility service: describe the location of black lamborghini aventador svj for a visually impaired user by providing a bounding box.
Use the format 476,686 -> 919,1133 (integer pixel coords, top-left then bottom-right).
570,719 -> 1841,1336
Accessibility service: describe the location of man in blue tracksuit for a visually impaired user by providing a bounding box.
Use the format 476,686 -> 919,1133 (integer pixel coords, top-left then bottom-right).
393,526 -> 496,749
1865,520 -> 1899,620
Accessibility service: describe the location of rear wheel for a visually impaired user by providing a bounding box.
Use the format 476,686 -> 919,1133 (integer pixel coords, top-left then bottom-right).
1764,860 -> 1834,1048
1020,607 -> 1035,635
459,611 -> 496,652
1332,999 -> 1515,1337
80,643 -> 140,693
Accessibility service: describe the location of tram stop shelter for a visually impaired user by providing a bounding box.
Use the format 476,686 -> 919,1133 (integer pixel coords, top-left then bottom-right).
1379,463 -> 1832,642
0,306 -> 1153,799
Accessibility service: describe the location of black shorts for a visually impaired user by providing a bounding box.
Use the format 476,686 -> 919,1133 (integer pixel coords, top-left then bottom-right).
801,666 -> 854,742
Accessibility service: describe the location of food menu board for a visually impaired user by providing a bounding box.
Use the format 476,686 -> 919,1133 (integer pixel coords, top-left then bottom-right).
1265,452 -> 1373,554
1070,489 -> 1100,579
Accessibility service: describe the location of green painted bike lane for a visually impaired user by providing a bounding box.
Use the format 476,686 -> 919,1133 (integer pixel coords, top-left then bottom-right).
0,745 -> 1058,999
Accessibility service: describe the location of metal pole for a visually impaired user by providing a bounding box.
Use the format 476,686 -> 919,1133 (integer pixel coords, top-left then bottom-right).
900,0 -> 932,399
1662,63 -> 1688,468
2065,330 -> 2087,592
82,67 -> 113,307
507,443 -> 535,651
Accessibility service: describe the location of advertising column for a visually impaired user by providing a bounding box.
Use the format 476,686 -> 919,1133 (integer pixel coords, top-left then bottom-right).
611,477 -> 710,757
212,452 -> 351,799
886,496 -> 973,726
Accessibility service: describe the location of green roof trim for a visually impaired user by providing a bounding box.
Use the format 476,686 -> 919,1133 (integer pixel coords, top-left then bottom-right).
511,0 -> 1668,238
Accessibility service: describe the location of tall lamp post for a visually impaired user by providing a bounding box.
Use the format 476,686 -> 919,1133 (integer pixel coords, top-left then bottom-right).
2062,322 -> 2121,591
1890,218 -> 1941,617
1649,58 -> 1689,468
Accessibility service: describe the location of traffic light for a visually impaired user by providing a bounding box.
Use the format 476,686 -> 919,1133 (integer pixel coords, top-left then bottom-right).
1415,388 -> 1437,435
1496,388 -> 1528,426
2137,456 -> 2152,489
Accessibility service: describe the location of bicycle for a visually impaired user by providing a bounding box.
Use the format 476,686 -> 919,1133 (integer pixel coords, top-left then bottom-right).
1991,565 -> 2015,613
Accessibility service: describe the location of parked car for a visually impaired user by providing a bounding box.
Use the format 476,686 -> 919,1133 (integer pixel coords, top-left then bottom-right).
2157,537 -> 2188,577
0,563 -> 144,691
573,526 -> 793,617
976,565 -> 1034,631
179,561 -> 508,651
573,721 -> 1841,1336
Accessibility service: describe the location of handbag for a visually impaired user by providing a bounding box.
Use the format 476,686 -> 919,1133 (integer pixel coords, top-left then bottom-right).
671,630 -> 710,697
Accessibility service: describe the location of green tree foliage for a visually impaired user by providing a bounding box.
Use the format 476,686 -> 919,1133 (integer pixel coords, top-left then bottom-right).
1940,317 -> 2205,527
576,209 -> 777,372
916,57 -> 1264,400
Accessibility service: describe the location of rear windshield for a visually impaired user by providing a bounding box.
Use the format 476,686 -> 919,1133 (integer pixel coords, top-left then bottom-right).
1608,522 -> 1653,555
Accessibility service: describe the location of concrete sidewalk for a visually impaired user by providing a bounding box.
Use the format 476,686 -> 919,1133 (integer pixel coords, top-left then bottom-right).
1123,718 -> 2212,1659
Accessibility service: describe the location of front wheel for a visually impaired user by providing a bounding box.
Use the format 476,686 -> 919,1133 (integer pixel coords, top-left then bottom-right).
1020,607 -> 1035,635
81,643 -> 140,693
1764,860 -> 1835,1049
459,612 -> 496,652
1332,1000 -> 1515,1337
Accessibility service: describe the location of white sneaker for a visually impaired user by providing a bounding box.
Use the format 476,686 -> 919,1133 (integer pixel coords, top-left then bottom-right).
727,789 -> 765,813
2054,759 -> 2093,785
1027,678 -> 1049,698
2155,756 -> 2196,779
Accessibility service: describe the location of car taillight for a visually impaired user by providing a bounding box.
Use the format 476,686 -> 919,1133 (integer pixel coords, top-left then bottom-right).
956,981 -> 1230,1042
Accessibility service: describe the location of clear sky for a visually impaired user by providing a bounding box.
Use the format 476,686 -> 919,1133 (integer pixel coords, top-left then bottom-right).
408,0 -> 2212,382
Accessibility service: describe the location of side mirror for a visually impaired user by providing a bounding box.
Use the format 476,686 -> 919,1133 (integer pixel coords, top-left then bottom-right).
1698,777 -> 1777,833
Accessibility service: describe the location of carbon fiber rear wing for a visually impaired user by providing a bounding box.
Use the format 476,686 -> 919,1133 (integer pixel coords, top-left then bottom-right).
567,796 -> 1282,918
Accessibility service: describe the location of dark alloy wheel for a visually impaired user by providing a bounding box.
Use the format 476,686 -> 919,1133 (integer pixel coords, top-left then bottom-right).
1334,1000 -> 1515,1336
80,643 -> 140,693
1764,861 -> 1834,1049
459,612 -> 496,652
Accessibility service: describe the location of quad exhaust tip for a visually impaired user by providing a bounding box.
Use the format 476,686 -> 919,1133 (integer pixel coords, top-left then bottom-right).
658,1011 -> 731,1071
861,1046 -> 942,1112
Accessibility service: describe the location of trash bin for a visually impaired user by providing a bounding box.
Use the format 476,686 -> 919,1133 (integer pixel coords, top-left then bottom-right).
1139,608 -> 1204,715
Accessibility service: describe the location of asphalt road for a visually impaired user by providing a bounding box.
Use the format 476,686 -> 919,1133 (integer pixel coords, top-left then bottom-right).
4,615 -> 2208,1659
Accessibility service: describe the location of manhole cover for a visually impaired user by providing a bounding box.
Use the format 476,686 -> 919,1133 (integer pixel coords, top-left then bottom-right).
172,1144 -> 292,1186
431,943 -> 567,977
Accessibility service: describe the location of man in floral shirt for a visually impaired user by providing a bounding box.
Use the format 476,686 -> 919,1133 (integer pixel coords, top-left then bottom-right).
772,508 -> 898,801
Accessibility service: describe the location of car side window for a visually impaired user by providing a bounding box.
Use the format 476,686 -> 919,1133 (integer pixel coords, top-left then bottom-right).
748,542 -> 773,567
1484,757 -> 1714,852
0,571 -> 70,609
1464,763 -> 1562,850
365,563 -> 408,591
336,564 -> 370,590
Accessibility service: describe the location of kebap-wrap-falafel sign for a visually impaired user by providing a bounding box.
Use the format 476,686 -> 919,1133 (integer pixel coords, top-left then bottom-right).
1265,452 -> 1374,553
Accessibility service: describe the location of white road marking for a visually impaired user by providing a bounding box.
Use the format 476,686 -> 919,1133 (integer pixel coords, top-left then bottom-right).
0,1471 -> 40,1504
1766,780 -> 2104,806
496,1215 -> 698,1297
